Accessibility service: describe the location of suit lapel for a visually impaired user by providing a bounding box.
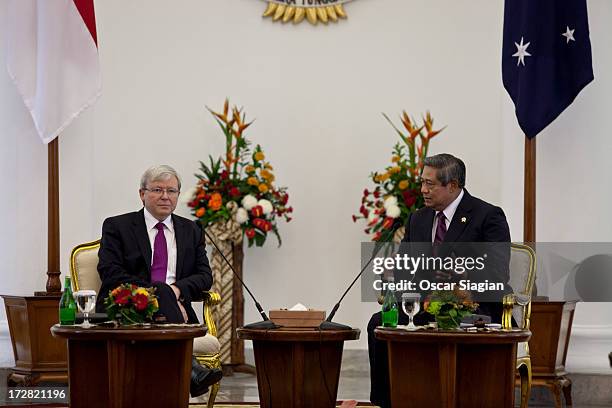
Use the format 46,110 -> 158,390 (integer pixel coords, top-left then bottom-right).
415,208 -> 435,242
443,190 -> 473,244
133,209 -> 152,274
173,214 -> 186,281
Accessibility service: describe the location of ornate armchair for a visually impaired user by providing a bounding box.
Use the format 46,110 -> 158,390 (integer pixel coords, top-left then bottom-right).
502,243 -> 537,408
70,240 -> 222,407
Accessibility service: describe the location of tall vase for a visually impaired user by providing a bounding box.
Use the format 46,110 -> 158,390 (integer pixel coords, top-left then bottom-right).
205,208 -> 245,369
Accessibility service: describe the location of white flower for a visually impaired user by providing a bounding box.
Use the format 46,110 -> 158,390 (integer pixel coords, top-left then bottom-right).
367,212 -> 379,224
179,186 -> 198,204
235,207 -> 249,224
383,196 -> 398,210
258,199 -> 273,215
386,205 -> 401,219
241,194 -> 258,210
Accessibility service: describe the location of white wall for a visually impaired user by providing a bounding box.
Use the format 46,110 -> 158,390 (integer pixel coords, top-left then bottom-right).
0,0 -> 610,366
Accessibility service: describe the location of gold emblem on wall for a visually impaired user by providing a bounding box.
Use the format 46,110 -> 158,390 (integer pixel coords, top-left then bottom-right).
262,0 -> 353,25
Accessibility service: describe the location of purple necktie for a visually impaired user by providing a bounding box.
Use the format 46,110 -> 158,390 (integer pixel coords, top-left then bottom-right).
151,222 -> 168,283
433,212 -> 447,253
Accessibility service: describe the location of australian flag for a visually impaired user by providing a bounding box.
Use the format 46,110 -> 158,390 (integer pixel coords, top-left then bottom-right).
502,0 -> 594,139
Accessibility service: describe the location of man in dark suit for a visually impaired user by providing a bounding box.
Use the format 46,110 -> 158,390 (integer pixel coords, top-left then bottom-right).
96,164 -> 222,397
368,153 -> 511,408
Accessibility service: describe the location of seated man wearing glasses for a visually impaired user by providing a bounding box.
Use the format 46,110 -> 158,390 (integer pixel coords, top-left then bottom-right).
95,164 -> 222,397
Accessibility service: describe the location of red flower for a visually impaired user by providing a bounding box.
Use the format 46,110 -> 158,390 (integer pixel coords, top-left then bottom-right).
220,170 -> 229,179
251,205 -> 264,217
382,217 -> 395,230
281,193 -> 289,205
133,293 -> 148,311
363,188 -> 370,196
262,221 -> 272,232
245,228 -> 256,239
352,215 -> 358,223
359,205 -> 368,217
229,187 -> 241,198
402,190 -> 417,207
372,232 -> 382,241
114,289 -> 131,305
252,218 -> 266,230
373,190 -> 380,198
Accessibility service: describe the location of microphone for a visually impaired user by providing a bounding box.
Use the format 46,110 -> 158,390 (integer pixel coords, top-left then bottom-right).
200,225 -> 280,330
320,241 -> 387,331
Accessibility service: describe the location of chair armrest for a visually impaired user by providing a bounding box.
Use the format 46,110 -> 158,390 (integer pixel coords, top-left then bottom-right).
202,291 -> 221,337
502,294 -> 532,330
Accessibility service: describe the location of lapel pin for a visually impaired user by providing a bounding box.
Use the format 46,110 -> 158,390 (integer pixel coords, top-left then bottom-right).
461,217 -> 467,223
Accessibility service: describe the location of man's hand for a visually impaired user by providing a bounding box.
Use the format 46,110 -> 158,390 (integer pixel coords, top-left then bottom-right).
171,284 -> 181,300
177,301 -> 188,323
171,285 -> 188,323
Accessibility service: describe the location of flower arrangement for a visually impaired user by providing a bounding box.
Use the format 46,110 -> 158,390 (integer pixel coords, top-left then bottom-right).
104,284 -> 159,325
352,111 -> 445,242
185,100 -> 292,247
424,289 -> 479,330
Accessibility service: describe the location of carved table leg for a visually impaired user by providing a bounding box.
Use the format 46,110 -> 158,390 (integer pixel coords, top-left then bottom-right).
551,380 -> 563,408
561,376 -> 573,407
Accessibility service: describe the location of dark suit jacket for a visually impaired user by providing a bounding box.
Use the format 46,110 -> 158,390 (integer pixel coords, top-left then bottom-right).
400,190 -> 511,320
96,209 -> 213,320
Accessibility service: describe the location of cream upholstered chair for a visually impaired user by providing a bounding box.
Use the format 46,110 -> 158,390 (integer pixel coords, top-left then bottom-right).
70,240 -> 222,407
502,243 -> 536,408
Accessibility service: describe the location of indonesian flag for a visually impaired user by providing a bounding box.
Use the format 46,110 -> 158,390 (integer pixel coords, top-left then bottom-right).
6,0 -> 101,144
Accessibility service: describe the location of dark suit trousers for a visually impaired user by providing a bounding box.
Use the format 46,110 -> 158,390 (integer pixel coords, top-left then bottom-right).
152,282 -> 199,324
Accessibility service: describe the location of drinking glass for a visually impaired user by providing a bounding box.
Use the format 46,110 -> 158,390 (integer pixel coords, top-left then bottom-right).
74,290 -> 97,328
401,293 -> 421,329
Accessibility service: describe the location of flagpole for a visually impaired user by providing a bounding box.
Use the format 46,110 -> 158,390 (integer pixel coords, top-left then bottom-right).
523,136 -> 536,243
47,138 -> 62,292
38,138 -> 62,294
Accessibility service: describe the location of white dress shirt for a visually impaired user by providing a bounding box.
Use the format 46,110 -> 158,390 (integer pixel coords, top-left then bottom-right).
431,189 -> 464,242
143,208 -> 177,285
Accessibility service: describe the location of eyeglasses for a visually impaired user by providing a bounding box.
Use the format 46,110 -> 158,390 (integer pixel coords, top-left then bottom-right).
144,187 -> 180,197
420,178 -> 440,189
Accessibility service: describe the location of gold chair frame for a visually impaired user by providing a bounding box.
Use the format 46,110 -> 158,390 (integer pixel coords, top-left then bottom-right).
70,240 -> 222,408
502,243 -> 536,408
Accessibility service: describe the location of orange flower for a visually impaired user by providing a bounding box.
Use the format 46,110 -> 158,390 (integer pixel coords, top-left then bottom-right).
258,184 -> 269,193
260,169 -> 275,181
254,151 -> 265,161
247,177 -> 259,186
398,180 -> 409,190
195,207 -> 205,217
208,192 -> 223,211
245,165 -> 255,173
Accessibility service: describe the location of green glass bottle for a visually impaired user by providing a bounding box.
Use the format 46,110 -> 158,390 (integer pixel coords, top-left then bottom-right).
59,276 -> 77,325
381,277 -> 398,328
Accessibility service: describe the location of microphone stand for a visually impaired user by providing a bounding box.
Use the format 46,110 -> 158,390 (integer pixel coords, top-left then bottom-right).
202,228 -> 280,330
320,241 -> 387,330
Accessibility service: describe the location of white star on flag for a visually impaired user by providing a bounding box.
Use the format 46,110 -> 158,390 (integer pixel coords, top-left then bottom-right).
513,37 -> 531,66
562,26 -> 576,43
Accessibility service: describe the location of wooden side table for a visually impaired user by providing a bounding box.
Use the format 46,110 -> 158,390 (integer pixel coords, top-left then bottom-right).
528,300 -> 577,408
2,295 -> 68,385
375,328 -> 531,408
237,327 -> 360,408
51,324 -> 206,408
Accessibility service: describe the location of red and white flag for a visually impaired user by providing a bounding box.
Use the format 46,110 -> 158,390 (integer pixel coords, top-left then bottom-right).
6,0 -> 101,144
